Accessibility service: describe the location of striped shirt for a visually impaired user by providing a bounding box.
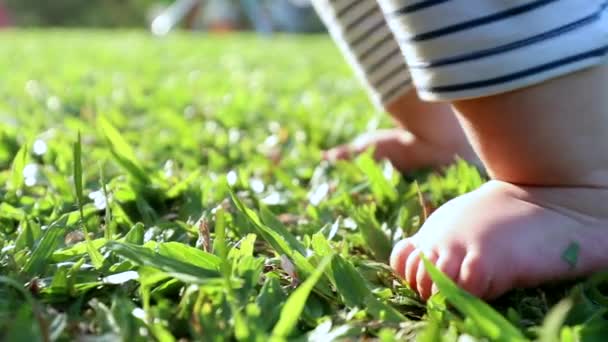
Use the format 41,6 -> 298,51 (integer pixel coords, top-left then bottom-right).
313,0 -> 608,106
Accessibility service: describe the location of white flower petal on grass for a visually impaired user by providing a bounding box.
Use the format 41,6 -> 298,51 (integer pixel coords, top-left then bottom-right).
228,128 -> 241,143
144,228 -> 156,243
33,139 -> 47,156
308,320 -> 352,342
308,183 -> 329,206
25,177 -> 37,187
1,244 -> 14,253
308,320 -> 332,342
46,96 -> 61,111
249,178 -> 265,193
261,192 -> 282,205
88,190 -> 107,210
226,170 -> 238,186
23,163 -> 38,178
132,307 -> 146,320
328,218 -> 340,241
343,218 -> 357,230
163,159 -> 175,178
56,261 -> 94,270
103,271 -> 139,284
263,135 -> 279,148
23,163 -> 40,186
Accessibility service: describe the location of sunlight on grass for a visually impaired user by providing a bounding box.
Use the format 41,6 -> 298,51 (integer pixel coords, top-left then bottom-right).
0,30 -> 606,340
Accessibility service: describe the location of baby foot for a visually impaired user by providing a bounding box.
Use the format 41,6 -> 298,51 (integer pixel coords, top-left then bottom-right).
323,128 -> 479,172
390,180 -> 608,300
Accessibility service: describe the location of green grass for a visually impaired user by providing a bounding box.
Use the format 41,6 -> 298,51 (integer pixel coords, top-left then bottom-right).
0,30 -> 607,341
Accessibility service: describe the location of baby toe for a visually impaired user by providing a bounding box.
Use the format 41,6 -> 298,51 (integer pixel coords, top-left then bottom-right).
458,252 -> 491,298
431,247 -> 466,296
405,249 -> 422,293
417,251 -> 439,300
390,239 -> 417,278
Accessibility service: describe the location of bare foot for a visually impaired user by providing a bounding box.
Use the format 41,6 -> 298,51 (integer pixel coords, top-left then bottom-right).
323,128 -> 479,172
390,180 -> 608,300
323,90 -> 479,172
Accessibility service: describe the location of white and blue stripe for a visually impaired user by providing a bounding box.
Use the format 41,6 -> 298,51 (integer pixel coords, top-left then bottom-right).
313,0 -> 608,103
313,0 -> 412,108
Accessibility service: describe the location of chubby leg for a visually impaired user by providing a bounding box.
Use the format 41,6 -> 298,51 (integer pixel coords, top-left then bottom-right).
324,90 -> 478,171
312,0 -> 478,171
391,65 -> 608,300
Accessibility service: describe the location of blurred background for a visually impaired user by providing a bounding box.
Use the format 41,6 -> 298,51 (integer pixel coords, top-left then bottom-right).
0,0 -> 325,34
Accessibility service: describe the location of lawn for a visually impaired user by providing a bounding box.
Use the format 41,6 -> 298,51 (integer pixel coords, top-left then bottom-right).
0,30 -> 606,341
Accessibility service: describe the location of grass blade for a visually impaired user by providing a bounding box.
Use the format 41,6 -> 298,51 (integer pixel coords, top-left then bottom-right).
97,116 -> 150,185
310,233 -> 405,321
10,142 -> 28,191
106,241 -> 221,284
331,254 -> 405,322
230,190 -> 333,298
85,242 -> 105,270
73,132 -> 84,213
538,299 -> 573,342
256,275 -> 287,331
73,132 -> 104,269
52,238 -> 108,262
124,223 -> 145,245
351,205 -> 392,262
99,164 -> 114,239
230,190 -> 294,256
421,255 -> 527,341
24,216 -> 69,275
259,205 -> 307,255
0,276 -> 48,342
157,242 -> 221,270
355,153 -> 397,203
215,207 -> 250,340
272,255 -> 333,338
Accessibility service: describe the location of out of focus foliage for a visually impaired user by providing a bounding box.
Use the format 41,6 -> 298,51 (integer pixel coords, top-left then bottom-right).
5,0 -> 156,27
1,31 -> 606,341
